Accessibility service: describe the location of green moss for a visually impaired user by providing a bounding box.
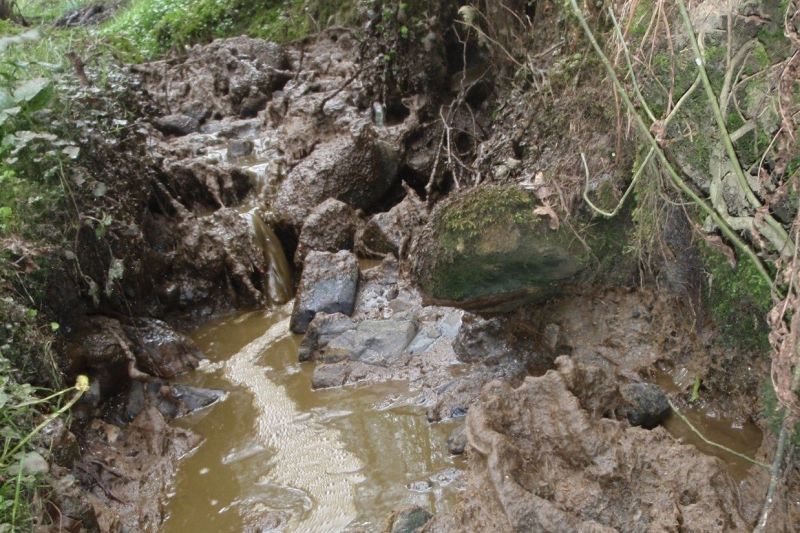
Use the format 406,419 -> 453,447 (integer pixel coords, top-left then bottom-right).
702,244 -> 771,352
438,186 -> 537,248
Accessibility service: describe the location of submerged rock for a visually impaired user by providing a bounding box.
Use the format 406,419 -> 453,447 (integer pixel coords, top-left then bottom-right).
446,425 -> 467,455
294,198 -> 359,265
311,362 -> 350,389
273,126 -> 400,231
384,505 -> 433,533
412,186 -> 590,309
290,250 -> 359,333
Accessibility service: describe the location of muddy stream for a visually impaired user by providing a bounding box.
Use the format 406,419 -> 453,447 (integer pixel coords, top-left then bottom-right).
162,305 -> 464,531
151,75 -> 762,531
159,305 -> 763,531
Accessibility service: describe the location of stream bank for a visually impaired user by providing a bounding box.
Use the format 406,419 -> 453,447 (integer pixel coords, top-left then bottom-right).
3,1 -> 799,531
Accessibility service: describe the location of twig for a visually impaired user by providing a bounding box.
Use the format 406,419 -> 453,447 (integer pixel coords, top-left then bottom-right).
668,400 -> 770,469
677,0 -> 792,257
754,364 -> 800,532
582,149 -> 653,218
569,0 -> 775,289
609,10 -> 656,123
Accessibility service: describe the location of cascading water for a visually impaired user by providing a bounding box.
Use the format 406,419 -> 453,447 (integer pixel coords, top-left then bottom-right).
245,209 -> 293,306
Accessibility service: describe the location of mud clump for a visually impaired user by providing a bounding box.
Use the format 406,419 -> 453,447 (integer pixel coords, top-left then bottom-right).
74,407 -> 201,531
426,356 -> 749,532
134,36 -> 290,125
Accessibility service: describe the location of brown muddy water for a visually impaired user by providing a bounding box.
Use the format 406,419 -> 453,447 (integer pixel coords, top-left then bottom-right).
162,306 -> 464,532
655,369 -> 763,481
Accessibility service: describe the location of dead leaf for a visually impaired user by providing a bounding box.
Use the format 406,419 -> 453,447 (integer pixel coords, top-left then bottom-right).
533,203 -> 560,230
703,234 -> 737,268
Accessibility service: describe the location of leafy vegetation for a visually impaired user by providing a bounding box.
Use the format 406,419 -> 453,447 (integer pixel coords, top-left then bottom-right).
103,0 -> 359,60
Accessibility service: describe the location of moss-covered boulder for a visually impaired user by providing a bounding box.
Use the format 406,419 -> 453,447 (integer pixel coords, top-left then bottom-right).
413,186 -> 591,309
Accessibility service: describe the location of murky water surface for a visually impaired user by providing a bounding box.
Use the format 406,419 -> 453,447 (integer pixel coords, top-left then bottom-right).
163,308 -> 463,532
655,370 -> 763,481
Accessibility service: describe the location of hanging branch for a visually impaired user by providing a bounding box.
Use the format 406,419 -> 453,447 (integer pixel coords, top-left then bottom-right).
676,0 -> 793,258
567,0 -> 774,288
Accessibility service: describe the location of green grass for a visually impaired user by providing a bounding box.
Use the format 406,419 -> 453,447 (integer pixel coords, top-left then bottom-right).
16,0 -> 98,23
102,0 -> 358,60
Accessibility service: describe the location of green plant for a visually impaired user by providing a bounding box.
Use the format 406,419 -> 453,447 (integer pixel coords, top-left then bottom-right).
0,367 -> 88,530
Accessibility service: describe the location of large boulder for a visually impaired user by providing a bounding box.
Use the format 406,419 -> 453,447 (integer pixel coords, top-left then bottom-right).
413,186 -> 591,309
294,198 -> 359,265
290,250 -> 359,333
273,126 -> 400,231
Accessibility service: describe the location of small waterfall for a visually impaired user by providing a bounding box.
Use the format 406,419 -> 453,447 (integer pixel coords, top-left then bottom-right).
245,210 -> 293,305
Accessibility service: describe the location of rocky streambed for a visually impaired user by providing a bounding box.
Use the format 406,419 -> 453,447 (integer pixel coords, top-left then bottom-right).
54,11 -> 799,532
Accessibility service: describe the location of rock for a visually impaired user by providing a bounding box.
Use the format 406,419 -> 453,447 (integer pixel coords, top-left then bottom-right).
135,37 -> 289,121
127,381 -> 225,420
618,382 -> 670,429
123,318 -> 203,379
321,318 -> 417,365
311,362 -> 350,389
454,314 -> 524,365
297,312 -> 355,362
273,127 -> 400,231
154,113 -> 200,136
385,505 -> 433,533
227,139 -> 254,159
290,250 -> 359,333
412,186 -> 590,309
9,451 -> 49,475
446,425 -> 467,455
294,198 -> 359,265
358,190 -> 425,256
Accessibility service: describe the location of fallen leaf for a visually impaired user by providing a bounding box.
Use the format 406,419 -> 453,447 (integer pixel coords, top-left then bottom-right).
534,203 -> 560,230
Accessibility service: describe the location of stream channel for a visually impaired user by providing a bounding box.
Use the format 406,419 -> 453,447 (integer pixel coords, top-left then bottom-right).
161,302 -> 464,531
154,99 -> 762,532
160,302 -> 762,531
